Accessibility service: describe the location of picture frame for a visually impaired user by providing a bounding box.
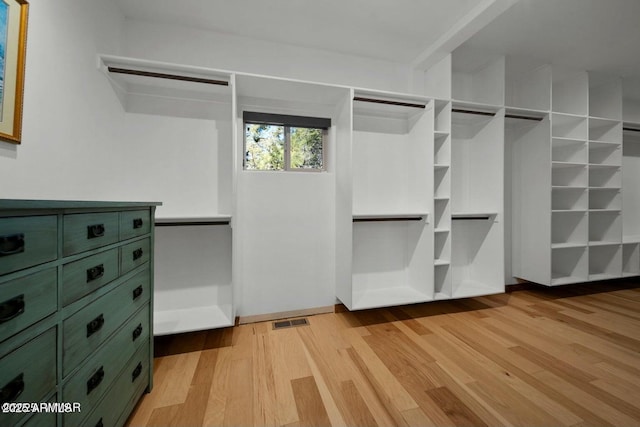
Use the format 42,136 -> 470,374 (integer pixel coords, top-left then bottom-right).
0,0 -> 28,144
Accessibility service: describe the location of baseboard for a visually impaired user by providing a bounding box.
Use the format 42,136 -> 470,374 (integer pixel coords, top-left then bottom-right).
237,305 -> 335,325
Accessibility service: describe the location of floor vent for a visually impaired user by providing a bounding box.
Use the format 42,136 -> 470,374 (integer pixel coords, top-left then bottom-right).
272,318 -> 309,330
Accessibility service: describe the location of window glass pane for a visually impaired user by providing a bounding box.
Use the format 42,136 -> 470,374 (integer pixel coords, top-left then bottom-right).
245,124 -> 285,170
290,127 -> 323,169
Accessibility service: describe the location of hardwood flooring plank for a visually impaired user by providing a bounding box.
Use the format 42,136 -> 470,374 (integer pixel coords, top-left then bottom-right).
222,357 -> 253,427
203,347 -> 232,426
291,376 -> 331,427
425,386 -> 488,427
127,283 -> 640,427
339,380 -> 378,427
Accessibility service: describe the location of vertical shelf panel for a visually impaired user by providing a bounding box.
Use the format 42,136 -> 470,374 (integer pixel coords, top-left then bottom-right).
622,243 -> 640,276
622,129 -> 640,243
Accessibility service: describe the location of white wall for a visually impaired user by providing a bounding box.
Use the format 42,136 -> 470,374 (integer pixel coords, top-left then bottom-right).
123,19 -> 412,94
0,1 -> 228,220
0,0 -> 124,198
235,171 -> 336,316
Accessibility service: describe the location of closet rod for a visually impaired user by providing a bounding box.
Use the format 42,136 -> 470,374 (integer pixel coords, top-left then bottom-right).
623,127 -> 640,133
353,97 -> 425,109
452,108 -> 495,117
108,67 -> 229,86
155,221 -> 230,227
505,114 -> 543,122
353,217 -> 423,223
452,216 -> 491,221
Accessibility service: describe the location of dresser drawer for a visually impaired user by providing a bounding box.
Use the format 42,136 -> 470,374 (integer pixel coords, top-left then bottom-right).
120,210 -> 151,241
0,328 -> 56,427
62,306 -> 149,424
63,212 -> 119,257
120,238 -> 150,275
0,268 -> 57,343
61,248 -> 119,307
62,269 -> 150,375
22,396 -> 57,427
69,344 -> 149,427
0,216 -> 57,276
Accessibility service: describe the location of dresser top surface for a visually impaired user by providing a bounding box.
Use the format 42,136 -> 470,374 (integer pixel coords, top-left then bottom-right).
0,199 -> 161,213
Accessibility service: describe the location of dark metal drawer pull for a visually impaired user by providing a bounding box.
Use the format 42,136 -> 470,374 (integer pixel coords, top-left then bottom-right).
87,224 -> 105,239
0,373 -> 24,404
86,264 -> 105,282
133,218 -> 144,229
86,314 -> 105,337
132,323 -> 143,341
95,418 -> 104,427
0,233 -> 25,256
0,294 -> 25,324
131,362 -> 143,382
86,367 -> 104,395
132,285 -> 143,300
132,248 -> 144,261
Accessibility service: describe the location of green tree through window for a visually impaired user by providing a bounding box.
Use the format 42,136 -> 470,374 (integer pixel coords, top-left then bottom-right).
245,122 -> 325,171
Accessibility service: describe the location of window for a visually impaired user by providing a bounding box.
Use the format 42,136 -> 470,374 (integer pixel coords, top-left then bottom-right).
244,112 -> 330,171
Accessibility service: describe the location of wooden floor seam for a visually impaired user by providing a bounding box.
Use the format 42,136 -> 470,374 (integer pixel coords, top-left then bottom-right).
127,280 -> 640,426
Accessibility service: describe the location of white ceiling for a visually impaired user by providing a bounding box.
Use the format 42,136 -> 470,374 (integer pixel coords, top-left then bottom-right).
461,0 -> 640,77
117,0 -> 640,79
116,0 -> 486,63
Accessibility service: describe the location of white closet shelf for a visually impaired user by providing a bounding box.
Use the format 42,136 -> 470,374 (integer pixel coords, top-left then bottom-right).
351,287 -> 432,310
452,280 -> 502,299
154,305 -> 234,336
551,275 -> 585,285
552,242 -> 586,249
623,236 -> 640,244
452,100 -> 502,114
434,164 -> 450,170
434,228 -> 450,233
588,273 -> 620,281
434,259 -> 450,266
589,241 -> 622,247
434,130 -> 450,137
552,162 -> 587,168
552,185 -> 588,190
451,212 -> 497,219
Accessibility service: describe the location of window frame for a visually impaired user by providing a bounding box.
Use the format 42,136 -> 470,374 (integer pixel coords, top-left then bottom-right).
243,111 -> 330,172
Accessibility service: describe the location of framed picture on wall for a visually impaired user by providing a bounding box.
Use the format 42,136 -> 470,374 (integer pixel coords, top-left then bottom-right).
0,0 -> 28,144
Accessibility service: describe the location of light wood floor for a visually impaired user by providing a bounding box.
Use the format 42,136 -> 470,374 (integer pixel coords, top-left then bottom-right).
127,281 -> 640,426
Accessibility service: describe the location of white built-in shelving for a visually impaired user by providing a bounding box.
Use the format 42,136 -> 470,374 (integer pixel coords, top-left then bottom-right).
510,63 -> 635,285
622,79 -> 640,276
340,91 -> 434,310
449,97 -> 504,298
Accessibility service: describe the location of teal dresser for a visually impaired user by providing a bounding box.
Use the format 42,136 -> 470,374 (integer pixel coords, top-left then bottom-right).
0,200 -> 160,427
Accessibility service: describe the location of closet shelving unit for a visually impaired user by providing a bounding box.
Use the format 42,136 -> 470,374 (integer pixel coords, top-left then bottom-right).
343,90 -> 433,310
444,47 -> 506,298
433,100 -> 452,298
509,64 -> 634,285
622,78 -> 640,277
587,74 -> 623,280
99,55 -> 236,334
